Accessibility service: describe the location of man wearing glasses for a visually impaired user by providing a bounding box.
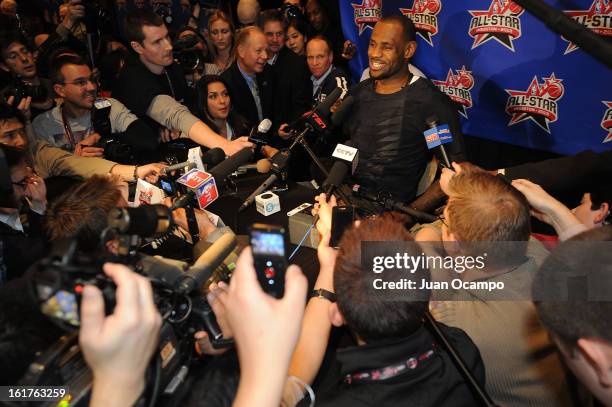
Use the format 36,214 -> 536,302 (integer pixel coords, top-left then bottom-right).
33,55 -> 154,161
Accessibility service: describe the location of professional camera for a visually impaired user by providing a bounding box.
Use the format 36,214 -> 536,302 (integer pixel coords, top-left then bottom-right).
21,205 -> 237,406
282,3 -> 305,22
153,1 -> 173,25
1,79 -> 49,106
92,99 -> 134,164
83,0 -> 110,32
173,35 -> 206,75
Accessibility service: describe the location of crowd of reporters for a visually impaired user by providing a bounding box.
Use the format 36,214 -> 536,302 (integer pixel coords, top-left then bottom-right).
1,0 -> 611,406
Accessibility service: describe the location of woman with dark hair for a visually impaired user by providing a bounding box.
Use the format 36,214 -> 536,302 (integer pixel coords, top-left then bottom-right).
285,18 -> 308,56
196,75 -> 249,140
206,10 -> 235,73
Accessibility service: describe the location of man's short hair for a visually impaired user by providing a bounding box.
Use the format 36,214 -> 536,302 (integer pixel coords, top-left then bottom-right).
446,168 -> 531,266
0,32 -> 30,62
533,225 -> 612,348
124,9 -> 164,44
235,26 -> 264,52
258,8 -> 287,31
44,175 -> 122,249
307,35 -> 332,55
379,14 -> 416,43
447,169 -> 531,242
49,54 -> 89,85
0,104 -> 25,128
334,215 -> 429,343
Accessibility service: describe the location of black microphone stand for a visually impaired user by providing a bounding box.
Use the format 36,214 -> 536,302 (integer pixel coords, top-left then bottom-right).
288,124 -> 330,179
239,123 -> 332,211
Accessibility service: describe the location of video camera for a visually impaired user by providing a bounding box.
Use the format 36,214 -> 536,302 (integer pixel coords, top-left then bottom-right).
21,205 -> 236,406
83,0 -> 110,33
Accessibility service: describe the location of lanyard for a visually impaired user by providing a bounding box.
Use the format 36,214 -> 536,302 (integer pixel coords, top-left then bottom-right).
344,342 -> 437,384
60,105 -> 93,147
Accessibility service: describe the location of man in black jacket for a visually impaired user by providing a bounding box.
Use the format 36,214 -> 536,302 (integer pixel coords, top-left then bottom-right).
258,9 -> 312,139
220,26 -> 273,130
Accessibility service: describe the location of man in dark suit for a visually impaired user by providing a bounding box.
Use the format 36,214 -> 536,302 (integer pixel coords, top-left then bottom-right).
221,26 -> 273,130
259,9 -> 312,140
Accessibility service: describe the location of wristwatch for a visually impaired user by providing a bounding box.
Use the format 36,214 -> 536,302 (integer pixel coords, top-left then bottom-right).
310,288 -> 336,303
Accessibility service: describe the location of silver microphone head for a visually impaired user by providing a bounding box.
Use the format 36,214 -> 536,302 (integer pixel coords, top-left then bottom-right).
258,118 -> 272,133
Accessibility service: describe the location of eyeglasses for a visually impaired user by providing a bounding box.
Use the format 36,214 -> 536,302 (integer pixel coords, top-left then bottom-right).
62,73 -> 100,87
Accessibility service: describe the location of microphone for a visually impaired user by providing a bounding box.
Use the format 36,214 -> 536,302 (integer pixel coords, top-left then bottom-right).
162,161 -> 196,175
231,158 -> 273,177
162,147 -> 225,175
331,95 -> 354,127
423,116 -> 452,168
322,161 -> 350,197
357,189 -> 437,223
248,118 -> 272,147
170,190 -> 195,210
208,147 -> 254,188
176,232 -> 237,294
288,87 -> 343,133
203,147 -> 226,168
175,148 -> 254,210
238,150 -> 289,212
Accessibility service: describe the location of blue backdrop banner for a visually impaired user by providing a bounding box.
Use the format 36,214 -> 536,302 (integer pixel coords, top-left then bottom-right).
339,0 -> 611,155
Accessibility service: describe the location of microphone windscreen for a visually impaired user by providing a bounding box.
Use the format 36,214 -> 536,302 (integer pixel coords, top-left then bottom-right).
208,148 -> 254,182
256,158 -> 272,173
203,147 -> 226,168
314,87 -> 342,117
331,95 -> 354,126
323,161 -> 349,190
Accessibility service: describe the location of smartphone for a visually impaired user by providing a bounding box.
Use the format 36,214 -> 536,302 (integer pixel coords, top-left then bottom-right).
249,223 -> 287,298
330,205 -> 355,248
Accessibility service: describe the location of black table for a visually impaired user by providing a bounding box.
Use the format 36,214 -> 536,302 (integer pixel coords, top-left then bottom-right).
207,174 -> 321,286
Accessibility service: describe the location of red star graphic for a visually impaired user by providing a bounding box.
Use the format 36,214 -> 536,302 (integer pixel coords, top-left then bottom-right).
468,0 -> 524,51
602,101 -> 612,143
399,0 -> 440,46
352,1 -> 381,35
505,75 -> 562,132
563,0 -> 612,54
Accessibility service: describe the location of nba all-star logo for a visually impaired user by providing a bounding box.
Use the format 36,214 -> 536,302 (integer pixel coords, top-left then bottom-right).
468,0 -> 524,51
399,0 -> 442,46
352,0 -> 382,35
431,66 -> 474,118
505,73 -> 564,133
562,0 -> 611,55
601,101 -> 612,143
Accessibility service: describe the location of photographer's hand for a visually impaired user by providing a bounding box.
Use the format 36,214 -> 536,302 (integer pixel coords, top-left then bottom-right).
6,95 -> 32,121
75,133 -> 104,157
61,0 -> 85,31
218,248 -> 307,407
194,281 -> 233,356
81,263 -> 162,407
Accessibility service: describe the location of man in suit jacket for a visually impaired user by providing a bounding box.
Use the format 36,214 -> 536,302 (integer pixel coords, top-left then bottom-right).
258,9 -> 312,139
221,26 -> 273,130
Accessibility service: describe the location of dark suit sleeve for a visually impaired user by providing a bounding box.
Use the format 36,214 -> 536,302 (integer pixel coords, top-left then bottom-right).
505,149 -> 612,194
122,119 -> 159,151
